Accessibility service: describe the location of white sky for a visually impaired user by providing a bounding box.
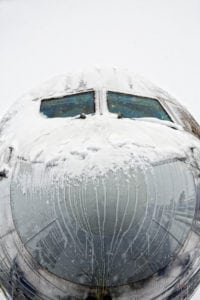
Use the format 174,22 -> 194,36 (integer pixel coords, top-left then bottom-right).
0,0 -> 200,299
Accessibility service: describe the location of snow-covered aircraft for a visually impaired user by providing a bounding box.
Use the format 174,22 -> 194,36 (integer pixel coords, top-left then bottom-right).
0,68 -> 200,299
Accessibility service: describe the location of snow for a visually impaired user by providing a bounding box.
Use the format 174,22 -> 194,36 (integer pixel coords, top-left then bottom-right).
0,69 -> 199,182
15,68 -> 180,105
0,292 -> 4,300
0,0 -> 200,299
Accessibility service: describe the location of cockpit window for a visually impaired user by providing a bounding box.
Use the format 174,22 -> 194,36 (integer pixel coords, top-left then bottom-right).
40,91 -> 95,118
107,91 -> 172,121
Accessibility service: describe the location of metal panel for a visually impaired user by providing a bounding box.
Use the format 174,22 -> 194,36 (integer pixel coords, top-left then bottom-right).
11,159 -> 196,287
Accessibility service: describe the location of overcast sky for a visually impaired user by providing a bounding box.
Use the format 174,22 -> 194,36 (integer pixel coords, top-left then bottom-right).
0,0 -> 200,299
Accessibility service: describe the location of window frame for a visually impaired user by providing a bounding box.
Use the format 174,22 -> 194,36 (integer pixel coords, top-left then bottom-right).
40,89 -> 98,118
106,90 -> 174,122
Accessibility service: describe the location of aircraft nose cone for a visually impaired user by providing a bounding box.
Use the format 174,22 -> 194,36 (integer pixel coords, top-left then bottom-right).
11,158 -> 196,287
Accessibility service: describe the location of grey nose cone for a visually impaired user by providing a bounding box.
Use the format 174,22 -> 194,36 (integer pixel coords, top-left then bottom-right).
11,158 -> 196,287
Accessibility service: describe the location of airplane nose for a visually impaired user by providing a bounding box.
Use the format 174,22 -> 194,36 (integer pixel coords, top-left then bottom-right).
11,158 -> 196,287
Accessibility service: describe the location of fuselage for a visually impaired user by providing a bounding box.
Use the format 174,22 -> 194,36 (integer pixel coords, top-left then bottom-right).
0,69 -> 200,299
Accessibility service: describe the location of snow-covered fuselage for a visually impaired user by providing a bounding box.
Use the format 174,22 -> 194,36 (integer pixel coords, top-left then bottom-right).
1,69 -> 200,299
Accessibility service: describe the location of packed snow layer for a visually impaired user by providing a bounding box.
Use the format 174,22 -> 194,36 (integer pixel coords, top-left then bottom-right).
0,113 -> 199,178
17,68 -> 181,105
0,68 -> 199,179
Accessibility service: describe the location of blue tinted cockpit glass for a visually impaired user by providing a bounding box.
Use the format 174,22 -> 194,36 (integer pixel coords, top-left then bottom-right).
40,91 -> 95,118
107,91 -> 172,121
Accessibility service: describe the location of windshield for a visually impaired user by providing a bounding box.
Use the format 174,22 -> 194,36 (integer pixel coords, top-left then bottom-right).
40,91 -> 95,118
107,91 -> 172,121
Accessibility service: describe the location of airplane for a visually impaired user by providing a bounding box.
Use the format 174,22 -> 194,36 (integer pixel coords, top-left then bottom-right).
0,68 -> 200,299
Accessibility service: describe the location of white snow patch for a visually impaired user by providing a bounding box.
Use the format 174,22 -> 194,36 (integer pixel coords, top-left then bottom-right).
0,68 -> 199,179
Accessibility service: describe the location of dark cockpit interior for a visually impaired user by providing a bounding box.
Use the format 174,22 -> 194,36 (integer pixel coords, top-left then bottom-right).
40,91 -> 95,118
40,91 -> 172,122
107,91 -> 172,121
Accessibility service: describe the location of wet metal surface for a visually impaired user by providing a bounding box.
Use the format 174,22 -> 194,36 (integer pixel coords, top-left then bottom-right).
10,160 -> 196,288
